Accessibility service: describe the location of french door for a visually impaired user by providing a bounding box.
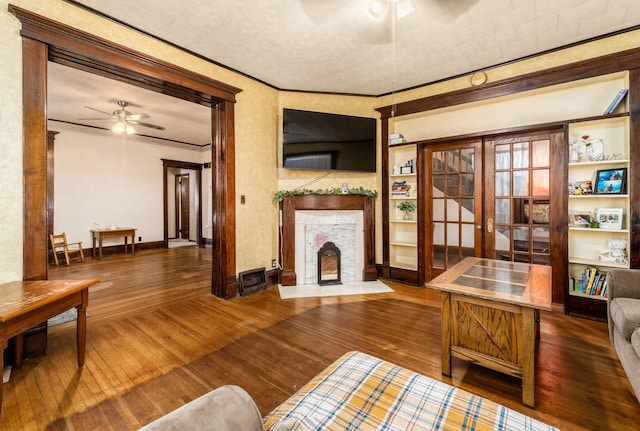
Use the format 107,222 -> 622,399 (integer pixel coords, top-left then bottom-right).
423,129 -> 564,285
424,140 -> 483,281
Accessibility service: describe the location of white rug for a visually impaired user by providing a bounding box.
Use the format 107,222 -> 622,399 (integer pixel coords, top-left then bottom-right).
169,239 -> 197,248
278,280 -> 393,299
48,308 -> 85,326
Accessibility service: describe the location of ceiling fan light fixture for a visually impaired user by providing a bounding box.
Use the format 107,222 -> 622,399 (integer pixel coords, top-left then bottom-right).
112,121 -> 136,135
395,0 -> 415,20
367,0 -> 388,19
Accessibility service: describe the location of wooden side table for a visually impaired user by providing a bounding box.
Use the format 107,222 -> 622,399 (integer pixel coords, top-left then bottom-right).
0,279 -> 99,416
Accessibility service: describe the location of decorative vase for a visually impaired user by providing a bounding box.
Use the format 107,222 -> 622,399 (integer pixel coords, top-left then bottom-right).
403,211 -> 413,220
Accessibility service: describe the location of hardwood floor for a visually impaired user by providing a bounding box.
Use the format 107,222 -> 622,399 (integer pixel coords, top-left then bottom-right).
2,246 -> 639,430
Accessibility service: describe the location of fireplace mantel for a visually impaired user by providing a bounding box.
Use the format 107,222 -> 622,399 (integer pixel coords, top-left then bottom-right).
279,195 -> 377,286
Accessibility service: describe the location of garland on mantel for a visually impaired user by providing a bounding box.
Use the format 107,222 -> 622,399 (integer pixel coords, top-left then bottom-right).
273,187 -> 378,202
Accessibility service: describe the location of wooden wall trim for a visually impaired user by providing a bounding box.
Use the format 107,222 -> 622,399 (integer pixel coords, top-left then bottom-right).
628,68 -> 640,269
8,5 -> 241,104
377,47 -> 640,119
211,101 -> 238,298
22,37 -> 49,281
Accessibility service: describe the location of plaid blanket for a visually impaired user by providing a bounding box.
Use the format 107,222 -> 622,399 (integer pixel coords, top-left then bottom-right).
263,351 -> 559,431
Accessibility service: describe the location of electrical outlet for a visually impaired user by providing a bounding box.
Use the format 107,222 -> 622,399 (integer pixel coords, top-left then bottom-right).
138,236 -> 142,242
271,259 -> 277,268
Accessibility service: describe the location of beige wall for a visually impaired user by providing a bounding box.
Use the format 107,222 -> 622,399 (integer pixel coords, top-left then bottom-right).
1,1 -> 639,284
276,92 -> 380,266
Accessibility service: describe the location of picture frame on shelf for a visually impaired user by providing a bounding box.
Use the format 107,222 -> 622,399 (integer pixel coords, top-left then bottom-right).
569,180 -> 593,195
400,165 -> 413,174
596,208 -> 623,230
569,210 -> 594,227
594,168 -> 626,194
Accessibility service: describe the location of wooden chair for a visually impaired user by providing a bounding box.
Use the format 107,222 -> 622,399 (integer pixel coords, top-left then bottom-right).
49,233 -> 85,266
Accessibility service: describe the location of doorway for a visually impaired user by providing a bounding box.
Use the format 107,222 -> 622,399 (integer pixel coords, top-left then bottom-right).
14,6 -> 240,297
422,128 -> 564,285
163,159 -> 203,248
176,173 -> 190,240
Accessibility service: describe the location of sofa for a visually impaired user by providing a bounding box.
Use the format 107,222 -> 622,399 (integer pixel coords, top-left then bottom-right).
606,269 -> 640,402
139,351 -> 558,430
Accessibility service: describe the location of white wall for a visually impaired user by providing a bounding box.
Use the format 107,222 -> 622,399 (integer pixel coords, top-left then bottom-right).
51,122 -> 209,248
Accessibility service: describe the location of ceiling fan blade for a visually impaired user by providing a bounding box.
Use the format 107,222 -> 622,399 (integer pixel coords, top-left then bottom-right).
133,121 -> 166,131
77,117 -> 116,121
83,106 -> 114,116
126,113 -> 150,121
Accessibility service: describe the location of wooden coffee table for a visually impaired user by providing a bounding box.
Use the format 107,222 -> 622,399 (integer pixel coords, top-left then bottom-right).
426,257 -> 551,407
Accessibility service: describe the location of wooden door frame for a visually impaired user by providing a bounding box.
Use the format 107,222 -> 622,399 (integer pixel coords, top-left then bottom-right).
162,160 -> 202,246
12,6 -> 242,298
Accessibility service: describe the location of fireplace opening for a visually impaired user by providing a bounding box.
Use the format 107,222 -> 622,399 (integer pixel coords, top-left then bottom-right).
318,242 -> 341,285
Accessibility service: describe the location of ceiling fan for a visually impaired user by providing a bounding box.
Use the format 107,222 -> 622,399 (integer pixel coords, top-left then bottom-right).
79,100 -> 166,134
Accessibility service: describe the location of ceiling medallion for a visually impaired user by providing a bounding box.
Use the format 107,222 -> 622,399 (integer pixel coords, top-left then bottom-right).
470,71 -> 488,86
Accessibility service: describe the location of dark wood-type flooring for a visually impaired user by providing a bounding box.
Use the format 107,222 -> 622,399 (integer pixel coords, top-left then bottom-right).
1,246 -> 639,430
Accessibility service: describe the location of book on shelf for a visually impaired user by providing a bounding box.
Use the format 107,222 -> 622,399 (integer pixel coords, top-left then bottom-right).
571,266 -> 608,298
603,88 -> 628,114
389,133 -> 406,145
391,180 -> 410,197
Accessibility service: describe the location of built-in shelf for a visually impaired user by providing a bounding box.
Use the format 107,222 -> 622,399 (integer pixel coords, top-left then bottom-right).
568,159 -> 629,167
568,194 -> 629,199
568,256 -> 629,268
388,142 -> 418,280
566,111 -> 630,320
569,290 -> 607,301
390,241 -> 417,248
568,227 -> 629,233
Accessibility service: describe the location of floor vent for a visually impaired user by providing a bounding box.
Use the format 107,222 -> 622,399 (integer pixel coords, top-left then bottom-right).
239,267 -> 267,296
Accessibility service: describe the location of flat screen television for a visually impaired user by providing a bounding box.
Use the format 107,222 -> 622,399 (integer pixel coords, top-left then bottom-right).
282,108 -> 376,172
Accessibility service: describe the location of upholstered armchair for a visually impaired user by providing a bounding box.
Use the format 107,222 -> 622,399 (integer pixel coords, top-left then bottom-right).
606,269 -> 640,402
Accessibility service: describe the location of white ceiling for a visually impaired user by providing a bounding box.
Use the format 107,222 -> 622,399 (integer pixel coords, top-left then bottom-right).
48,0 -> 640,146
48,62 -> 213,147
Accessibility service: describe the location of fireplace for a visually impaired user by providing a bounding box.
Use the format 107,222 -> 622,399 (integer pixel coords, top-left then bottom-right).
279,194 -> 376,286
318,242 -> 341,285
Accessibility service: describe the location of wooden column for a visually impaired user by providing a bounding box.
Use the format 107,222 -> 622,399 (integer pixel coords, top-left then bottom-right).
22,37 -> 49,281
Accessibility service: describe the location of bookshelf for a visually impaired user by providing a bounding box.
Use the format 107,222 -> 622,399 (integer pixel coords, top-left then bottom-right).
388,142 -> 418,272
567,115 -> 630,319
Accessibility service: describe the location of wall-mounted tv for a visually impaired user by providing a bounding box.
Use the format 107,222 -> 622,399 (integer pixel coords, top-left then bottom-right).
282,108 -> 376,173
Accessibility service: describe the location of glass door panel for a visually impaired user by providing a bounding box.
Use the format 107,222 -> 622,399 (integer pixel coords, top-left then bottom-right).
485,135 -> 551,265
425,141 -> 482,280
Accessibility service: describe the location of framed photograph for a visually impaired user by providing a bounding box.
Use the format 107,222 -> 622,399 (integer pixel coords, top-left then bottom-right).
524,201 -> 549,224
400,165 -> 413,174
569,210 -> 594,227
569,180 -> 593,195
596,208 -> 623,230
594,168 -> 626,194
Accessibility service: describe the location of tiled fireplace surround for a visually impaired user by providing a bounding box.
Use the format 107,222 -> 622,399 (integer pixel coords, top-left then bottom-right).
279,195 -> 377,286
